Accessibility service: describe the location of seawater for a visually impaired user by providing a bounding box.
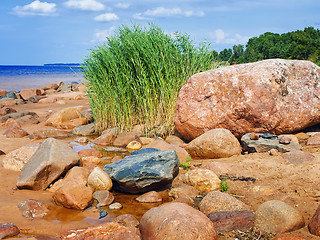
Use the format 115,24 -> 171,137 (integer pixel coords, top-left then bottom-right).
0,65 -> 85,92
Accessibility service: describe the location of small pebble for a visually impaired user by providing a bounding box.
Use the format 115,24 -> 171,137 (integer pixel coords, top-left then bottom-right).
250,133 -> 259,140
279,136 -> 291,144
269,149 -> 280,156
109,202 -> 122,210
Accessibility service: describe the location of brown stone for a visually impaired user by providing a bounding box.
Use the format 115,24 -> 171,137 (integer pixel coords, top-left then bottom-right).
44,107 -> 84,128
250,132 -> 259,140
282,150 -> 315,164
87,166 -> 113,191
111,156 -> 123,163
168,184 -> 200,199
308,204 -> 320,236
199,191 -> 250,216
139,202 -> 218,240
53,183 -> 93,210
16,115 -> 40,125
61,222 -> 141,240
0,107 -> 16,116
175,59 -> 320,140
78,148 -> 102,158
93,132 -> 116,146
140,137 -> 155,145
269,148 -> 280,156
41,83 -> 59,90
115,214 -> 139,228
173,195 -> 194,206
143,139 -> 190,163
93,190 -> 114,207
185,128 -> 241,159
58,117 -> 88,129
136,191 -> 162,203
207,210 -> 254,232
307,133 -> 320,145
254,200 -> 305,233
113,132 -> 140,147
3,126 -> 28,138
19,88 -> 42,101
165,135 -> 187,147
279,135 -> 292,144
0,223 -> 20,239
126,140 -> 142,150
295,132 -> 310,142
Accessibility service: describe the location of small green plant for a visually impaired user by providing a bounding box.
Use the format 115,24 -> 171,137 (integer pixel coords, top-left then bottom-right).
180,155 -> 192,171
220,177 -> 229,192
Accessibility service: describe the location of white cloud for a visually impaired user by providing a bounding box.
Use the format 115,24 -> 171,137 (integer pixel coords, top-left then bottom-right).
64,0 -> 104,11
133,13 -> 150,20
94,13 -> 119,22
115,3 -> 130,9
93,26 -> 116,42
138,7 -> 205,18
13,0 -> 57,16
210,29 -> 250,45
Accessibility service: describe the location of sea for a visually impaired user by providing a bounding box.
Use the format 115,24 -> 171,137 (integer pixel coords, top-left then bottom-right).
0,64 -> 86,92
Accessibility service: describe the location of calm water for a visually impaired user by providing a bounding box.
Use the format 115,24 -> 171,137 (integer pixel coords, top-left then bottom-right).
0,65 -> 86,92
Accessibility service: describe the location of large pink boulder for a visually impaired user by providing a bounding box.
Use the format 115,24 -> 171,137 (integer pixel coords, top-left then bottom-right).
139,202 -> 218,240
175,59 -> 320,140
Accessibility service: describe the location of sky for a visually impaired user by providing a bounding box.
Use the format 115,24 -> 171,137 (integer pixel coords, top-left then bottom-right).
0,0 -> 319,65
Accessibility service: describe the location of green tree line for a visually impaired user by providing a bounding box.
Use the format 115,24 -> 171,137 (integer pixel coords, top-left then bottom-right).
216,27 -> 320,66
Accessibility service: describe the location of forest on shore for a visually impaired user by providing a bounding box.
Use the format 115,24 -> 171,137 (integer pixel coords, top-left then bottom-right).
216,27 -> 320,66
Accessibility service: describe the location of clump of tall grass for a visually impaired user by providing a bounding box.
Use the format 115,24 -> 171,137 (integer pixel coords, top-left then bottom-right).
82,23 -> 220,136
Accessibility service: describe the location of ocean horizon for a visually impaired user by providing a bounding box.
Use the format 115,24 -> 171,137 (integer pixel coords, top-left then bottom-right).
0,64 -> 86,92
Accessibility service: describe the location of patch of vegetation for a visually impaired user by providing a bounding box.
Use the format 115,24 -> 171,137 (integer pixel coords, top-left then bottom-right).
220,177 -> 229,192
82,23 -> 222,136
179,155 -> 192,171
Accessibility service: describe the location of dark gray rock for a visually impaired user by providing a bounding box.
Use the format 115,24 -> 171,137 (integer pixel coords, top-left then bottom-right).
1,91 -> 17,99
241,133 -> 302,153
103,148 -> 179,194
16,138 -> 81,190
72,122 -> 96,136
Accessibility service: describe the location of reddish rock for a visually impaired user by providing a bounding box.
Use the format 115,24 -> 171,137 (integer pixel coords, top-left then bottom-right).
60,222 -> 141,240
281,150 -> 315,164
17,199 -> 49,219
207,210 -> 254,232
113,132 -> 140,147
0,223 -> 20,239
308,204 -> 320,236
41,83 -> 59,90
3,126 -> 28,138
307,133 -> 320,145
93,132 -> 116,146
173,195 -> 194,206
115,214 -> 139,228
78,148 -> 102,158
279,135 -> 292,144
185,128 -> 241,159
0,107 -> 16,116
143,139 -> 190,163
19,88 -> 42,101
53,183 -> 93,210
254,200 -> 305,233
111,156 -> 122,163
45,107 -> 84,128
139,202 -> 218,240
175,59 -> 320,140
136,191 -> 162,203
0,90 -> 8,97
58,117 -> 88,129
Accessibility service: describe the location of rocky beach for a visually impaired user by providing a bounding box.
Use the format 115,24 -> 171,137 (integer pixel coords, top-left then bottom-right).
1,59 -> 320,239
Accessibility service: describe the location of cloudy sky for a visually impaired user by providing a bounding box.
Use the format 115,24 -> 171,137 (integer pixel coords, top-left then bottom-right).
1,0 -> 319,65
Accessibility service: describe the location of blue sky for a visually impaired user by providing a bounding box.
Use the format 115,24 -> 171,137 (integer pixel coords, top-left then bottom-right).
1,0 -> 319,65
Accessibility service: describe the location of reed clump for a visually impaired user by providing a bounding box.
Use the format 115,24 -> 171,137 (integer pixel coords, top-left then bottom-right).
82,23 -> 221,136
